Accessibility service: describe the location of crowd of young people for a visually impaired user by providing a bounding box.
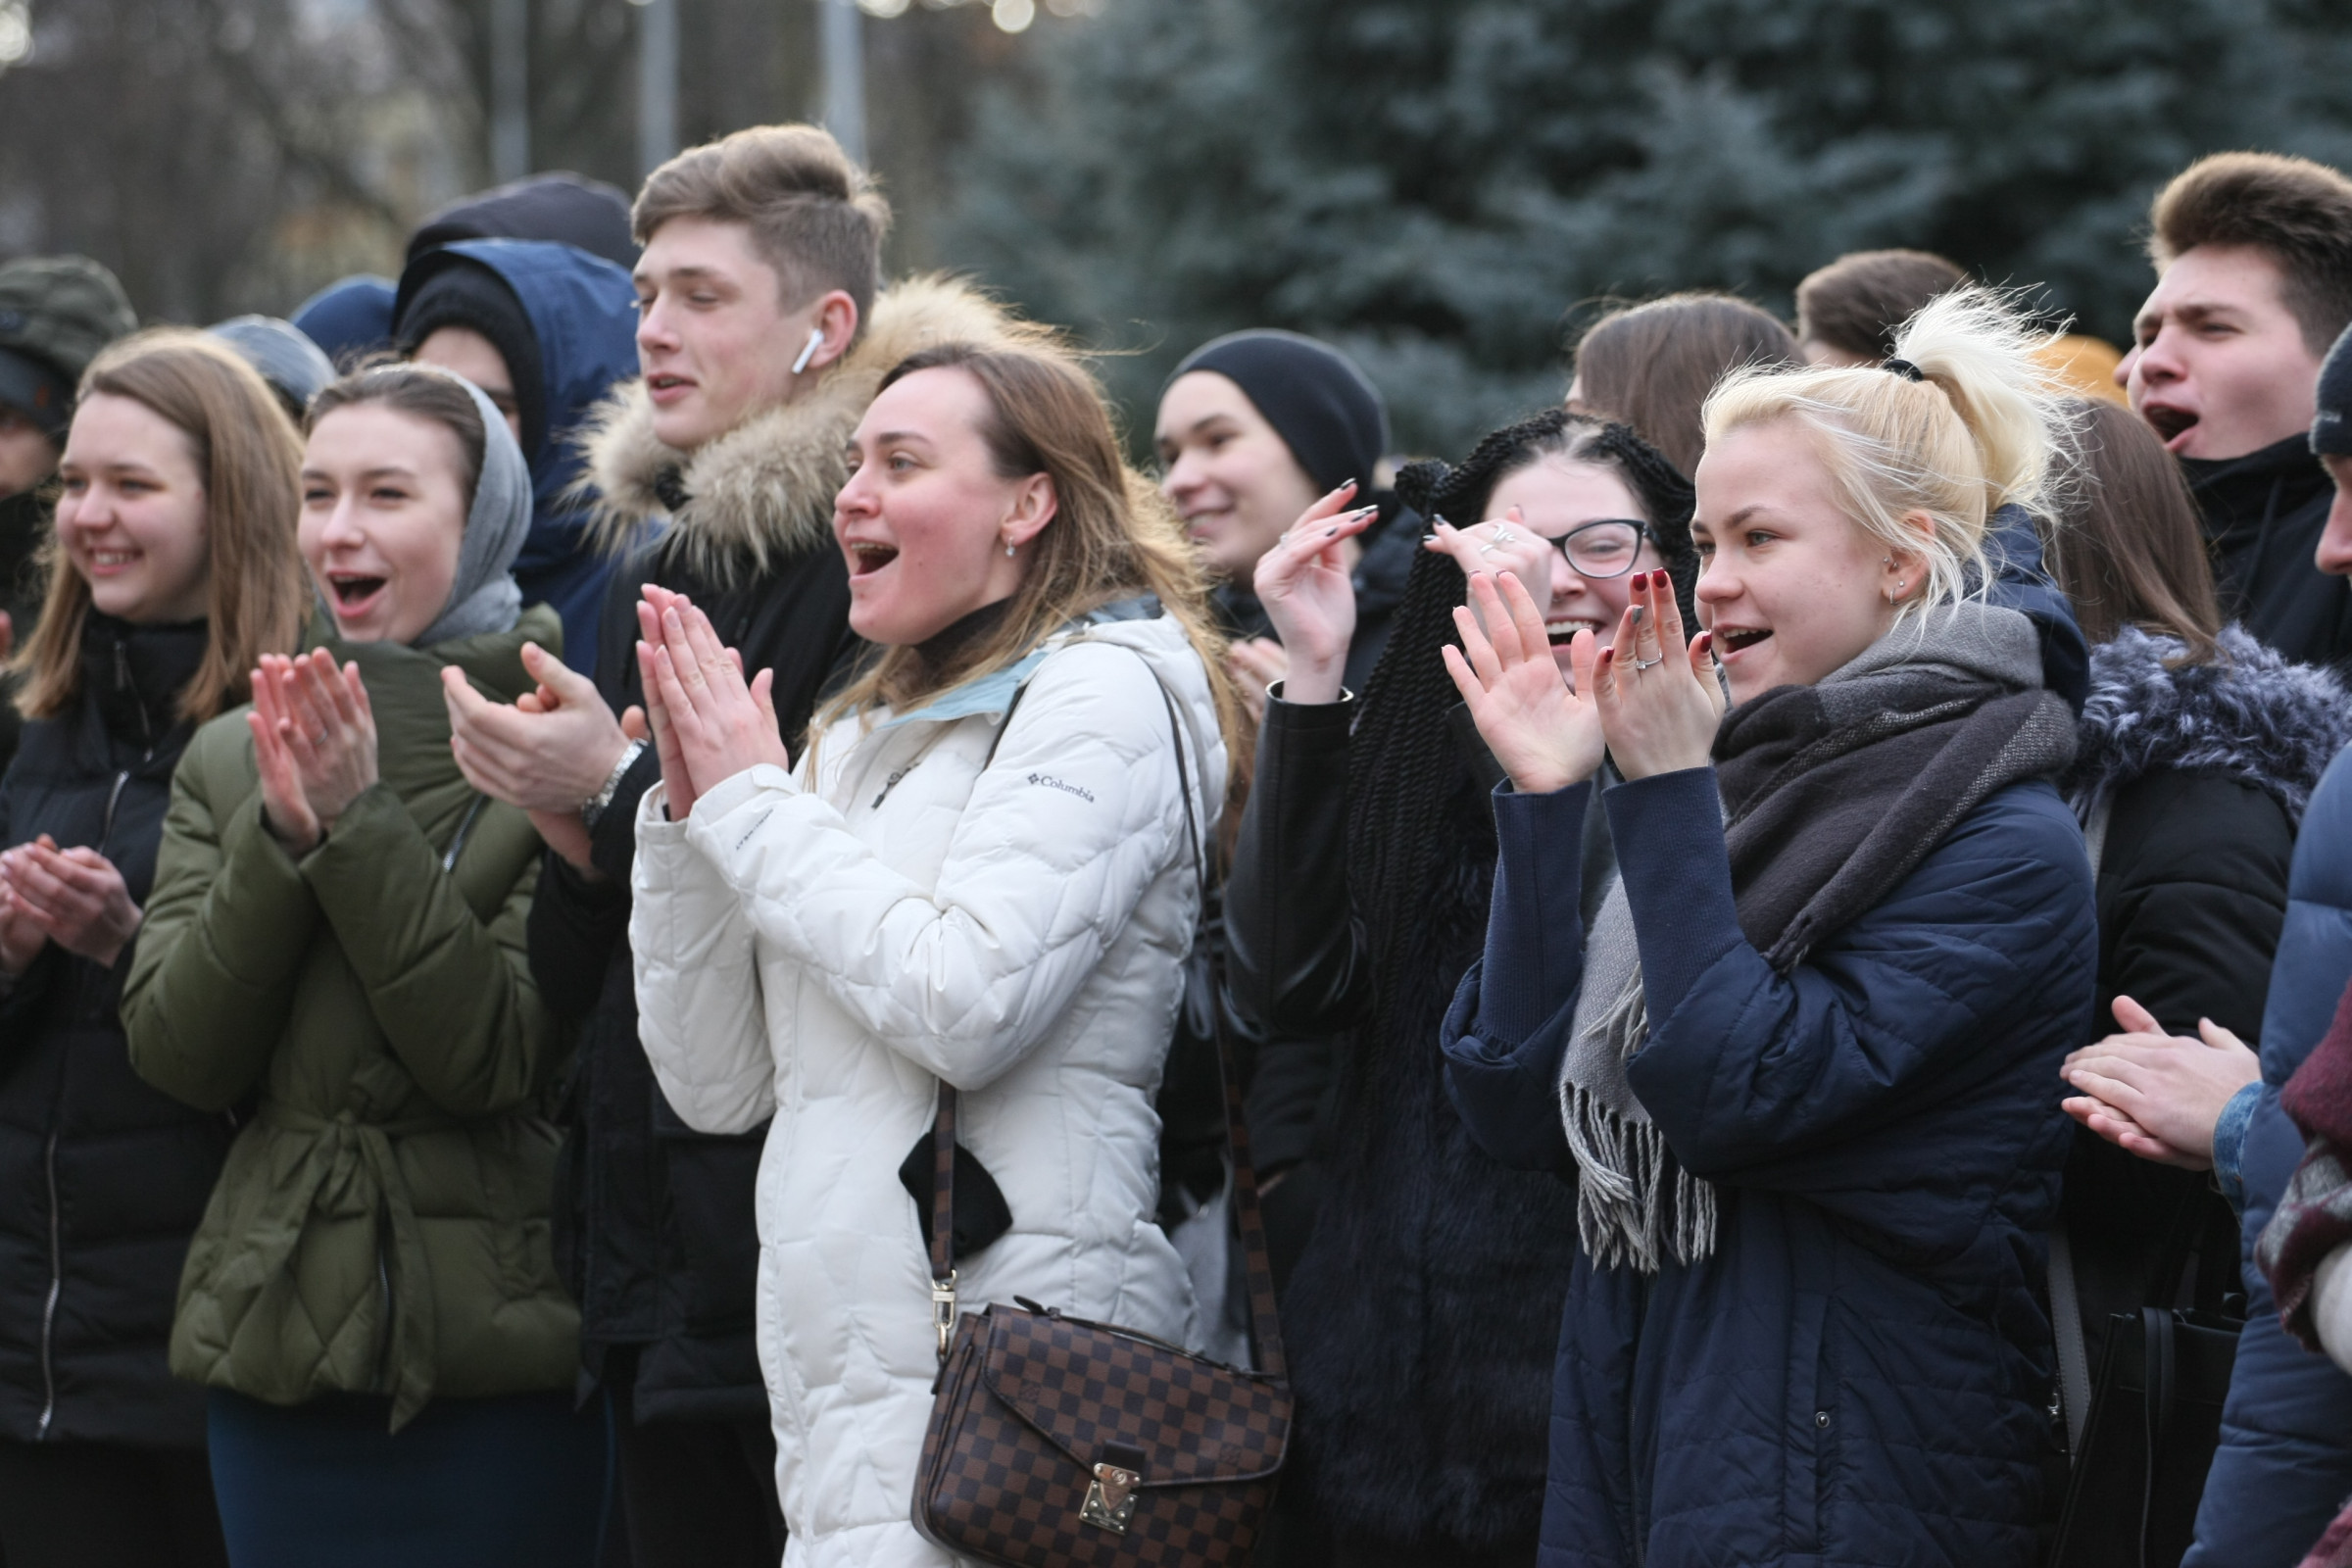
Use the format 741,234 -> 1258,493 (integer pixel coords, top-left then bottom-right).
3,124 -> 2352,1568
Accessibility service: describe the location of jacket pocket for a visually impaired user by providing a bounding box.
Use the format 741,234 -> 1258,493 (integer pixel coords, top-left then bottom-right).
1787,1290 -> 1832,1554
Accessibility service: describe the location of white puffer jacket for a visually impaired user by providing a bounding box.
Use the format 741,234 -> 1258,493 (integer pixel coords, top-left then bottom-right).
630,607 -> 1223,1568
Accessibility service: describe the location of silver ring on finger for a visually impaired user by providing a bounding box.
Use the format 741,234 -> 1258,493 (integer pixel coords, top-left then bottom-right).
1490,524 -> 1519,546
312,729 -> 331,745
1627,656 -> 1662,672
1476,540 -> 1501,557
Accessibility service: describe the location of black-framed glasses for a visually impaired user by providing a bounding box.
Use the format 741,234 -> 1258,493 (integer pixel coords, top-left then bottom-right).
1548,518 -> 1654,579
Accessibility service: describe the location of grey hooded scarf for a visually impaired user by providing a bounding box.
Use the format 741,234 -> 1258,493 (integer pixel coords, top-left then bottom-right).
415,370 -> 531,648
1557,601 -> 2079,1272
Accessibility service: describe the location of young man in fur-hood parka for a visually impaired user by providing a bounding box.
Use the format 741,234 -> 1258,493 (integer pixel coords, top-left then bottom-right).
440,123 -> 1031,1567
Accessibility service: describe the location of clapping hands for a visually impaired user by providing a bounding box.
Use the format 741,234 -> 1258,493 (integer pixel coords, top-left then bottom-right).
2061,995 -> 2261,1170
247,649 -> 379,854
1443,571 -> 1604,794
1443,567 -> 1722,794
0,834 -> 142,972
1587,569 -> 1724,782
635,585 -> 787,820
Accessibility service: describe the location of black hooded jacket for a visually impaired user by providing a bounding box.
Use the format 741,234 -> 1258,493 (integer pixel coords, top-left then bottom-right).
2182,434 -> 2352,672
0,613 -> 235,1447
2058,624 -> 2352,1364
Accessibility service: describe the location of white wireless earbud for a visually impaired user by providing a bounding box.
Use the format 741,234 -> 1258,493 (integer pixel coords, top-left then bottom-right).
792,326 -> 824,375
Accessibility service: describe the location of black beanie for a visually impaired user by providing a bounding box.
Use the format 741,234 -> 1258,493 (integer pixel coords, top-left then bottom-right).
2315,321 -> 2352,457
394,257 -> 547,458
1168,330 -> 1389,496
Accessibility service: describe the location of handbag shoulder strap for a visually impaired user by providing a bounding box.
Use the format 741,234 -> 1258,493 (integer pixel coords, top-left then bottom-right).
930,651 -> 1286,1382
2048,1225 -> 2092,1461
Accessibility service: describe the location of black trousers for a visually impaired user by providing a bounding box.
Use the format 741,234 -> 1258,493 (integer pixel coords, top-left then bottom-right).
0,1438 -> 228,1568
604,1348 -> 784,1568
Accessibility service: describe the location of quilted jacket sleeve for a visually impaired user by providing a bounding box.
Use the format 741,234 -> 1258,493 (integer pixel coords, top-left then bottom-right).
1440,779 -> 1591,1174
671,641 -> 1196,1096
630,788 -> 772,1136
2185,746 -> 2352,1568
1611,767 -> 2096,1235
123,722 -> 318,1113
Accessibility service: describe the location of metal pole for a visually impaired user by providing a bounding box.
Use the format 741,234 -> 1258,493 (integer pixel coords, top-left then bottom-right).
635,0 -> 678,178
820,0 -> 865,168
491,0 -> 530,182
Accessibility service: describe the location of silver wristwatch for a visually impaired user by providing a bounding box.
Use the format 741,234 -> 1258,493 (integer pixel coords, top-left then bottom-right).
579,738 -> 649,832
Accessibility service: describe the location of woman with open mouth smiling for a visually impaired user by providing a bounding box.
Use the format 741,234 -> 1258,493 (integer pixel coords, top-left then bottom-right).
623,338 -> 1241,1567
1214,409 -> 1696,1564
123,364 -> 603,1568
1437,287 -> 2099,1568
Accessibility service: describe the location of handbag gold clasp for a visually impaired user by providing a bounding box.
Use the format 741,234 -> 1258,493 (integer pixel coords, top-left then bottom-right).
931,1269 -> 958,1362
1081,1462 -> 1140,1533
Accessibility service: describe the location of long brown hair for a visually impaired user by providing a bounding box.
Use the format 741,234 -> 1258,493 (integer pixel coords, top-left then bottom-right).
12,330 -> 308,723
1570,292 -> 1799,475
814,341 -> 1248,820
2044,396 -> 2225,662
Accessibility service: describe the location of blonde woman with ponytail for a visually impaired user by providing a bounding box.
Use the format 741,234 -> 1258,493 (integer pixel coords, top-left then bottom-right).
1438,288 -> 2100,1567
626,340 -> 1237,1567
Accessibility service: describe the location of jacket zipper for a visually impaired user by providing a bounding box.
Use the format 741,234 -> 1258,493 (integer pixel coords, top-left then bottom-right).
34,1132 -> 59,1437
41,643 -> 152,1436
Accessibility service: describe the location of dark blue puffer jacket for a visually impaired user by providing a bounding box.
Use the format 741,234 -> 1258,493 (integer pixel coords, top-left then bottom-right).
399,238 -> 640,676
2184,742 -> 2352,1568
1443,762 -> 2096,1567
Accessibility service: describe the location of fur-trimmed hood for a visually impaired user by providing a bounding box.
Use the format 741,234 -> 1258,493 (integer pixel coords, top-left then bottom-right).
2067,623 -> 2352,828
576,273 -> 1026,582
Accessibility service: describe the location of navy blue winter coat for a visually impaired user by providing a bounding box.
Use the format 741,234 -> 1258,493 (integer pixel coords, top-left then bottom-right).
401,238 -> 640,676
1442,764 -> 2096,1567
2184,742 -> 2352,1568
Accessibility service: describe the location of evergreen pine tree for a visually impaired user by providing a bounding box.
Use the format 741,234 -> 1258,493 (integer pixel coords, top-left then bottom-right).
945,0 -> 2352,455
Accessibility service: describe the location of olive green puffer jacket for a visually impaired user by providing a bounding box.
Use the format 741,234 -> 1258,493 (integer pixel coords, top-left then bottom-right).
122,609 -> 572,1430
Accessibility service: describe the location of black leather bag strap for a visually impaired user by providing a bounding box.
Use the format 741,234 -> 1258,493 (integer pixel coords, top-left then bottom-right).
2048,1226 -> 2092,1461
2138,1304 -> 2177,1568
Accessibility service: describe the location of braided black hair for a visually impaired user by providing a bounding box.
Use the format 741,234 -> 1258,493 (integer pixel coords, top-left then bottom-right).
1345,412 -> 1698,1026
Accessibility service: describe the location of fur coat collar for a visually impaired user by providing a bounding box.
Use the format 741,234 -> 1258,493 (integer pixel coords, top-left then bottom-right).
2068,623 -> 2352,828
578,274 -> 1023,583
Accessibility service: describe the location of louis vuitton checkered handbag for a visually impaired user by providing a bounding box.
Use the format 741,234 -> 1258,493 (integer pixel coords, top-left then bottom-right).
910,677 -> 1291,1566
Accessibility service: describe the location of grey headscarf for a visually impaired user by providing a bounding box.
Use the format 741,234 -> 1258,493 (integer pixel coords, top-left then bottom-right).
415,370 -> 531,647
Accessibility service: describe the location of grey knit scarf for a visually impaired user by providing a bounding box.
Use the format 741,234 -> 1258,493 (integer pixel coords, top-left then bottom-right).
1557,601 -> 2080,1272
414,372 -> 531,648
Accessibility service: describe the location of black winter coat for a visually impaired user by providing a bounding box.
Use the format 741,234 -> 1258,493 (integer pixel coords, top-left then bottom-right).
0,614 -> 234,1447
2182,435 -> 2352,672
2059,627 -> 2350,1363
1169,504 -> 1418,1235
1225,692 -> 1581,1557
540,532 -> 857,1423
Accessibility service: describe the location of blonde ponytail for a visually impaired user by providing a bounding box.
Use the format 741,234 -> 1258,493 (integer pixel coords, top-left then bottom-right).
1700,285 -> 2075,614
